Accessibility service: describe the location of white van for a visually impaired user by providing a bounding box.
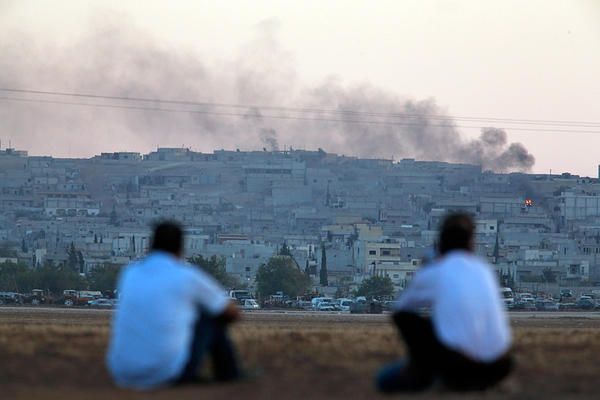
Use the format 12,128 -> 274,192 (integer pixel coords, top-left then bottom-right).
500,287 -> 514,308
311,297 -> 333,309
337,298 -> 354,312
241,298 -> 260,310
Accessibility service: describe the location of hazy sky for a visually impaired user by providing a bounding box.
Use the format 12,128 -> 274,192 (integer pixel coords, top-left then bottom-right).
1,0 -> 599,175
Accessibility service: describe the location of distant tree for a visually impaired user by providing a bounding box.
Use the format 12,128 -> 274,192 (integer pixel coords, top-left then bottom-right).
109,205 -> 119,226
35,262 -> 87,294
493,233 -> 500,264
67,242 -> 79,272
0,243 -> 18,258
356,276 -> 394,299
320,246 -> 328,286
334,276 -> 353,298
0,261 -> 34,292
94,234 -> 98,244
256,256 -> 310,299
189,255 -> 240,288
542,267 -> 557,283
77,251 -> 85,274
87,264 -> 121,293
279,242 -> 292,257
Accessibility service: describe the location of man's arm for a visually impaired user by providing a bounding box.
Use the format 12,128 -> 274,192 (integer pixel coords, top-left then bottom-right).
393,267 -> 437,313
188,267 -> 241,323
215,301 -> 241,324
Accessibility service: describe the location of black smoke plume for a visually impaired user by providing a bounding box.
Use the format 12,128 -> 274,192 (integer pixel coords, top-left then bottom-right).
0,15 -> 534,172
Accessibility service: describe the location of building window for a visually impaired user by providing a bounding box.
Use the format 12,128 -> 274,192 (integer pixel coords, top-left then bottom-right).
382,250 -> 391,256
369,250 -> 376,255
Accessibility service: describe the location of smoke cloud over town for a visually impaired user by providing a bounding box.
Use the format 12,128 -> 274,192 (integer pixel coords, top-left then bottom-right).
0,16 -> 534,172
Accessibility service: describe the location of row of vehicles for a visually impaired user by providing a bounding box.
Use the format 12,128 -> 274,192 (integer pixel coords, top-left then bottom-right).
311,296 -> 391,313
0,289 -> 48,305
227,291 -> 389,313
500,287 -> 600,311
0,289 -> 116,308
310,297 -> 356,312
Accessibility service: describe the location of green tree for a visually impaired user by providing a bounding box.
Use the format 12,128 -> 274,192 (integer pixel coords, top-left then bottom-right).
77,251 -> 85,274
87,263 -> 121,292
256,256 -> 310,299
0,243 -> 18,258
110,205 -> 119,226
320,246 -> 328,286
356,276 -> 394,299
34,263 -> 87,294
542,267 -> 557,283
188,255 -> 240,288
67,242 -> 78,272
279,242 -> 292,256
0,261 -> 35,292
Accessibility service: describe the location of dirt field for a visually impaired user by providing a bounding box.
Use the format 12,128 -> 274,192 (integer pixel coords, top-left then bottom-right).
2,308 -> 600,399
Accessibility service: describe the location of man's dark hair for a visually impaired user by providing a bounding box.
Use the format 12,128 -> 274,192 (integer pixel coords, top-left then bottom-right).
438,212 -> 475,255
150,221 -> 184,256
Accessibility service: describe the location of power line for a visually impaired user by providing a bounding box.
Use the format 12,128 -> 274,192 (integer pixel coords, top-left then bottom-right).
1,87 -> 600,128
2,95 -> 600,134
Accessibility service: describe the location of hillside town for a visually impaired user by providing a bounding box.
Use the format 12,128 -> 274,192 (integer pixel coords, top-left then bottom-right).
2,145 -> 600,298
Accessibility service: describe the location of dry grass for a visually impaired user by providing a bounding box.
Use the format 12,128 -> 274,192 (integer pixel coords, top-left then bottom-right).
1,309 -> 600,399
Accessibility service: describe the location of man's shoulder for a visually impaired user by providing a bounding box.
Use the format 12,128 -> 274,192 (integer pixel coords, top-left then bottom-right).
442,251 -> 488,266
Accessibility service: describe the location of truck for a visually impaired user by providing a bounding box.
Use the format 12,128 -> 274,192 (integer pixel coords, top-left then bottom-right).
63,290 -> 102,306
500,287 -> 514,308
21,289 -> 48,305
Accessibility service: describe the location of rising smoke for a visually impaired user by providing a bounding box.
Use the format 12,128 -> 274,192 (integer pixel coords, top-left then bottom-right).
0,15 -> 534,172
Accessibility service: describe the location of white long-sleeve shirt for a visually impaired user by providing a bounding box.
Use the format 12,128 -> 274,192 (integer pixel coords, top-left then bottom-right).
106,252 -> 230,389
393,251 -> 512,362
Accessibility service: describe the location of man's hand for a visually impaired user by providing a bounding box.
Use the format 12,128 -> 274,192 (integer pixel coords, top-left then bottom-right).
216,301 -> 241,324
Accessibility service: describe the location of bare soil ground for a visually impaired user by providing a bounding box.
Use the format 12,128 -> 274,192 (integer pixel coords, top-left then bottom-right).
2,308 -> 600,399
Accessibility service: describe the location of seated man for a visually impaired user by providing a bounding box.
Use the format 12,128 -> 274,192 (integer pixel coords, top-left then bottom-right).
376,213 -> 513,392
107,221 -> 242,389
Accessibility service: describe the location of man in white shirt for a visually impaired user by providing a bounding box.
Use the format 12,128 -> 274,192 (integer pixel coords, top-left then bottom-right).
376,213 -> 513,392
107,221 -> 242,389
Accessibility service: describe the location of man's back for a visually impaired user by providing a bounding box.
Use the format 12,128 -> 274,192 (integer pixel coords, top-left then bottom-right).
395,251 -> 511,362
107,252 -> 229,389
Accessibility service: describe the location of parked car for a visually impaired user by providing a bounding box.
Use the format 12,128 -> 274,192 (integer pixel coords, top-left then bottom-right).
87,298 -> 114,308
0,292 -> 21,304
513,301 -> 537,311
241,299 -> 260,310
317,303 -> 336,311
536,300 -> 559,311
576,298 -> 595,310
311,297 -> 334,310
559,302 -> 576,310
560,289 -> 573,299
518,293 -> 535,303
336,298 -> 354,312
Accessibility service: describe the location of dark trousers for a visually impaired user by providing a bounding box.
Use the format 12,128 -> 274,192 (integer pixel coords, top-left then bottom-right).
175,312 -> 241,384
376,312 -> 513,392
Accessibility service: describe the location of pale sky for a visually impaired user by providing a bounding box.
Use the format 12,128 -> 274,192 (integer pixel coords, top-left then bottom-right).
1,0 -> 600,176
